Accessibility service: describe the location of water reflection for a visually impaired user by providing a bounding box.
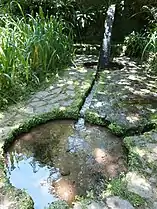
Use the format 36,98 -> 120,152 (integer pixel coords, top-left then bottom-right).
6,154 -> 59,209
5,120 -> 127,208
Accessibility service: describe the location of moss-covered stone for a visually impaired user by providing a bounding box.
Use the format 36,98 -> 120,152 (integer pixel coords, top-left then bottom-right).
85,110 -> 105,126
0,184 -> 34,209
85,57 -> 157,136
103,176 -> 145,207
0,55 -> 97,208
124,130 -> 157,174
122,131 -> 157,208
108,123 -> 124,136
45,200 -> 69,209
85,110 -> 126,136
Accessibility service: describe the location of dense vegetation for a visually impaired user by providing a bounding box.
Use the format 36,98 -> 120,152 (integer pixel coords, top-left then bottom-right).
0,0 -> 156,109
0,3 -> 74,109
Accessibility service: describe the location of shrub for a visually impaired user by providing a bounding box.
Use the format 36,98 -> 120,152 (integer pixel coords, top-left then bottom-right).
145,30 -> 157,72
124,31 -> 148,58
1,0 -> 110,42
0,11 -> 74,109
142,6 -> 157,71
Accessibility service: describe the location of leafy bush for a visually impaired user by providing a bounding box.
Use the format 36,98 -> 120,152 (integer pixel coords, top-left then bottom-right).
124,31 -> 148,58
1,0 -> 110,42
124,4 -> 157,58
0,11 -> 74,109
145,29 -> 157,72
142,6 -> 157,71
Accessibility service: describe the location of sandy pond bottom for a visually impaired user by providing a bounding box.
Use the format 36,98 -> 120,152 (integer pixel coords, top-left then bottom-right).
4,120 -> 127,209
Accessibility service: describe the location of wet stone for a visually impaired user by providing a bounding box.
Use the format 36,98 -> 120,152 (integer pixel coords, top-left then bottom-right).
5,120 -> 127,208
66,135 -> 90,153
85,57 -> 157,132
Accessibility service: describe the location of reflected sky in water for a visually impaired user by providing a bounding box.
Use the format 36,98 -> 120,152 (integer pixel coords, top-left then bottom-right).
6,154 -> 59,209
5,120 -> 126,209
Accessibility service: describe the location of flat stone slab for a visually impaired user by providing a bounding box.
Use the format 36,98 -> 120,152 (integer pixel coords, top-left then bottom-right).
0,55 -> 97,146
0,55 -> 97,208
74,197 -> 135,209
124,130 -> 157,208
106,196 -> 135,209
85,57 -> 157,132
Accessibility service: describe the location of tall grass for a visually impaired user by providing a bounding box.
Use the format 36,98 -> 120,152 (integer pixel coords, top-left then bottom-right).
142,6 -> 157,72
146,29 -> 157,72
0,11 -> 74,109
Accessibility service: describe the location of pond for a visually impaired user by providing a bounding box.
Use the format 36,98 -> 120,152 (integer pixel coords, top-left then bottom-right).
4,120 -> 127,209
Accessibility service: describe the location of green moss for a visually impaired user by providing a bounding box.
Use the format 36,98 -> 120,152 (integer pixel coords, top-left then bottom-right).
0,154 -> 6,186
2,184 -> 34,209
104,176 -> 145,207
128,151 -> 143,172
1,106 -> 80,208
108,123 -> 124,136
85,110 -> 126,136
124,136 -> 146,172
85,110 -> 105,125
3,107 -> 79,151
46,201 -> 69,209
123,136 -> 136,150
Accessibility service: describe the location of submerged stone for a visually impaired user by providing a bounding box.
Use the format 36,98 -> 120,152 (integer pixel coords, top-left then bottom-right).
5,120 -> 127,208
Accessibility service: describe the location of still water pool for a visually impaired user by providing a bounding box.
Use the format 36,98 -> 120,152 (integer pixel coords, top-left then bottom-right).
5,120 -> 127,209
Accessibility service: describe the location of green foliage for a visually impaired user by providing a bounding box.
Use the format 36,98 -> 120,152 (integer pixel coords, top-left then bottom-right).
3,107 -> 79,151
0,11 -> 74,109
85,110 -> 105,126
142,6 -> 157,71
45,200 -> 69,209
124,5 -> 157,73
124,31 -> 148,58
148,53 -> 157,72
104,177 -> 145,207
0,0 -> 114,42
108,123 -> 124,136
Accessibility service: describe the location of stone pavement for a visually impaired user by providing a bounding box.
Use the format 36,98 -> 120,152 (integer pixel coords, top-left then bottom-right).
85,56 -> 157,133
124,130 -> 157,209
84,56 -> 157,208
0,55 -> 98,209
0,55 -> 97,148
1,55 -> 157,208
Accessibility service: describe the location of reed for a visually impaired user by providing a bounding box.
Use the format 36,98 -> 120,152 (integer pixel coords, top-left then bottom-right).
0,10 -> 74,108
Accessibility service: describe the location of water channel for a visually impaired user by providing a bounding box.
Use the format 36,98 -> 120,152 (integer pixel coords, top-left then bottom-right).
4,4 -> 127,209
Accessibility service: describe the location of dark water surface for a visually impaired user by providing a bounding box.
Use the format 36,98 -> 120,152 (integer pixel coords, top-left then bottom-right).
5,120 -> 127,209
